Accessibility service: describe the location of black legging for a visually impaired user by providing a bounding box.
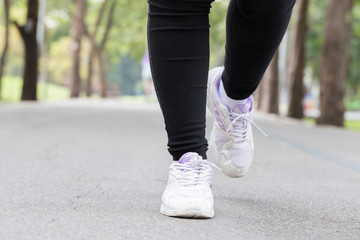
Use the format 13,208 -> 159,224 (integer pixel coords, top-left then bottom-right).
147,0 -> 296,160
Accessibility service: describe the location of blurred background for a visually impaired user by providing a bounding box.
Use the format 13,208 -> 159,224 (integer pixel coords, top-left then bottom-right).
0,0 -> 359,130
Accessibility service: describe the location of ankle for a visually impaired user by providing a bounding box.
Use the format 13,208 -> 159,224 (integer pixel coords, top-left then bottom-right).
219,81 -> 248,110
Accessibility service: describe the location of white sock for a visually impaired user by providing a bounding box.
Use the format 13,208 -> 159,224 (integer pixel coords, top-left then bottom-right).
219,81 -> 247,109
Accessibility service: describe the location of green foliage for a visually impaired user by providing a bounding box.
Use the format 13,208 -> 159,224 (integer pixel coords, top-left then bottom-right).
209,0 -> 228,67
105,0 -> 148,62
0,26 -> 24,76
0,2 -> 28,78
346,99 -> 360,110
3,0 -> 360,103
9,0 -> 27,23
46,0 -> 73,11
45,8 -> 71,44
107,56 -> 141,96
48,37 -> 72,85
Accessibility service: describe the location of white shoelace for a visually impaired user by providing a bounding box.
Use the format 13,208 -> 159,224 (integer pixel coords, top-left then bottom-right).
226,112 -> 268,143
173,156 -> 219,186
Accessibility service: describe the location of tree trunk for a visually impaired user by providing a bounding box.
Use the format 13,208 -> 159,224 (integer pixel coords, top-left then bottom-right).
0,0 -> 10,99
287,0 -> 309,119
85,0 -> 109,97
317,0 -> 352,126
94,0 -> 116,98
86,49 -> 94,97
258,50 -> 279,114
14,0 -> 39,101
340,0 -> 354,98
96,49 -> 107,98
70,0 -> 86,98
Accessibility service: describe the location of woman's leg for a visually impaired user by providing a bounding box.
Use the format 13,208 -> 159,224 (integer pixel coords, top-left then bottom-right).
148,1 -> 216,218
222,0 -> 296,100
206,0 -> 296,178
147,0 -> 214,160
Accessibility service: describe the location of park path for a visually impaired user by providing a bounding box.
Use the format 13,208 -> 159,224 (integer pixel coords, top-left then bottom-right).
0,100 -> 359,240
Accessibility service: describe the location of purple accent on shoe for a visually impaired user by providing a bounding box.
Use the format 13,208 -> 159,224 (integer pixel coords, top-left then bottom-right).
212,75 -> 227,131
213,72 -> 254,115
214,74 -> 235,113
213,103 -> 226,131
214,75 -> 223,105
178,152 -> 197,164
215,128 -> 230,148
233,96 -> 253,114
202,173 -> 213,188
248,95 -> 254,111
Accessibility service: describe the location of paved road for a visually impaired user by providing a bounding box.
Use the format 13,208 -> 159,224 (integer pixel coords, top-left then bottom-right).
1,100 -> 359,240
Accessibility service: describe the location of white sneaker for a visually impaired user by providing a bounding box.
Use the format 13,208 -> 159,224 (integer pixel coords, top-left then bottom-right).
207,67 -> 266,178
160,152 -> 214,218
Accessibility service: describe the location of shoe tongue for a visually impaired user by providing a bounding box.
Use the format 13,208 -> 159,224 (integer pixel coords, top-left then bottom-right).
178,152 -> 198,164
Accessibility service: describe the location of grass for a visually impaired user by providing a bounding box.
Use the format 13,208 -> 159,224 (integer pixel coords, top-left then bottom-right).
345,120 -> 360,132
1,76 -> 70,101
303,117 -> 360,132
302,117 -> 316,125
0,76 -> 145,102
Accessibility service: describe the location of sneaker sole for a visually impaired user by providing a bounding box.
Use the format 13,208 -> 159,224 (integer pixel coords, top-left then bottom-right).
160,204 -> 214,219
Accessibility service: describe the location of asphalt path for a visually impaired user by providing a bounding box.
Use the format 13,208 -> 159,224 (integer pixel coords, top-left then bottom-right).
1,100 -> 359,240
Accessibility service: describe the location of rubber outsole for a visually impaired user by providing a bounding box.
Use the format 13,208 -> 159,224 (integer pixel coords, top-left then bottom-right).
160,204 -> 214,219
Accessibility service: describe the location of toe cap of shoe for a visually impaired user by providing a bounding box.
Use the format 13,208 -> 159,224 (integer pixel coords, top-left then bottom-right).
228,144 -> 253,168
